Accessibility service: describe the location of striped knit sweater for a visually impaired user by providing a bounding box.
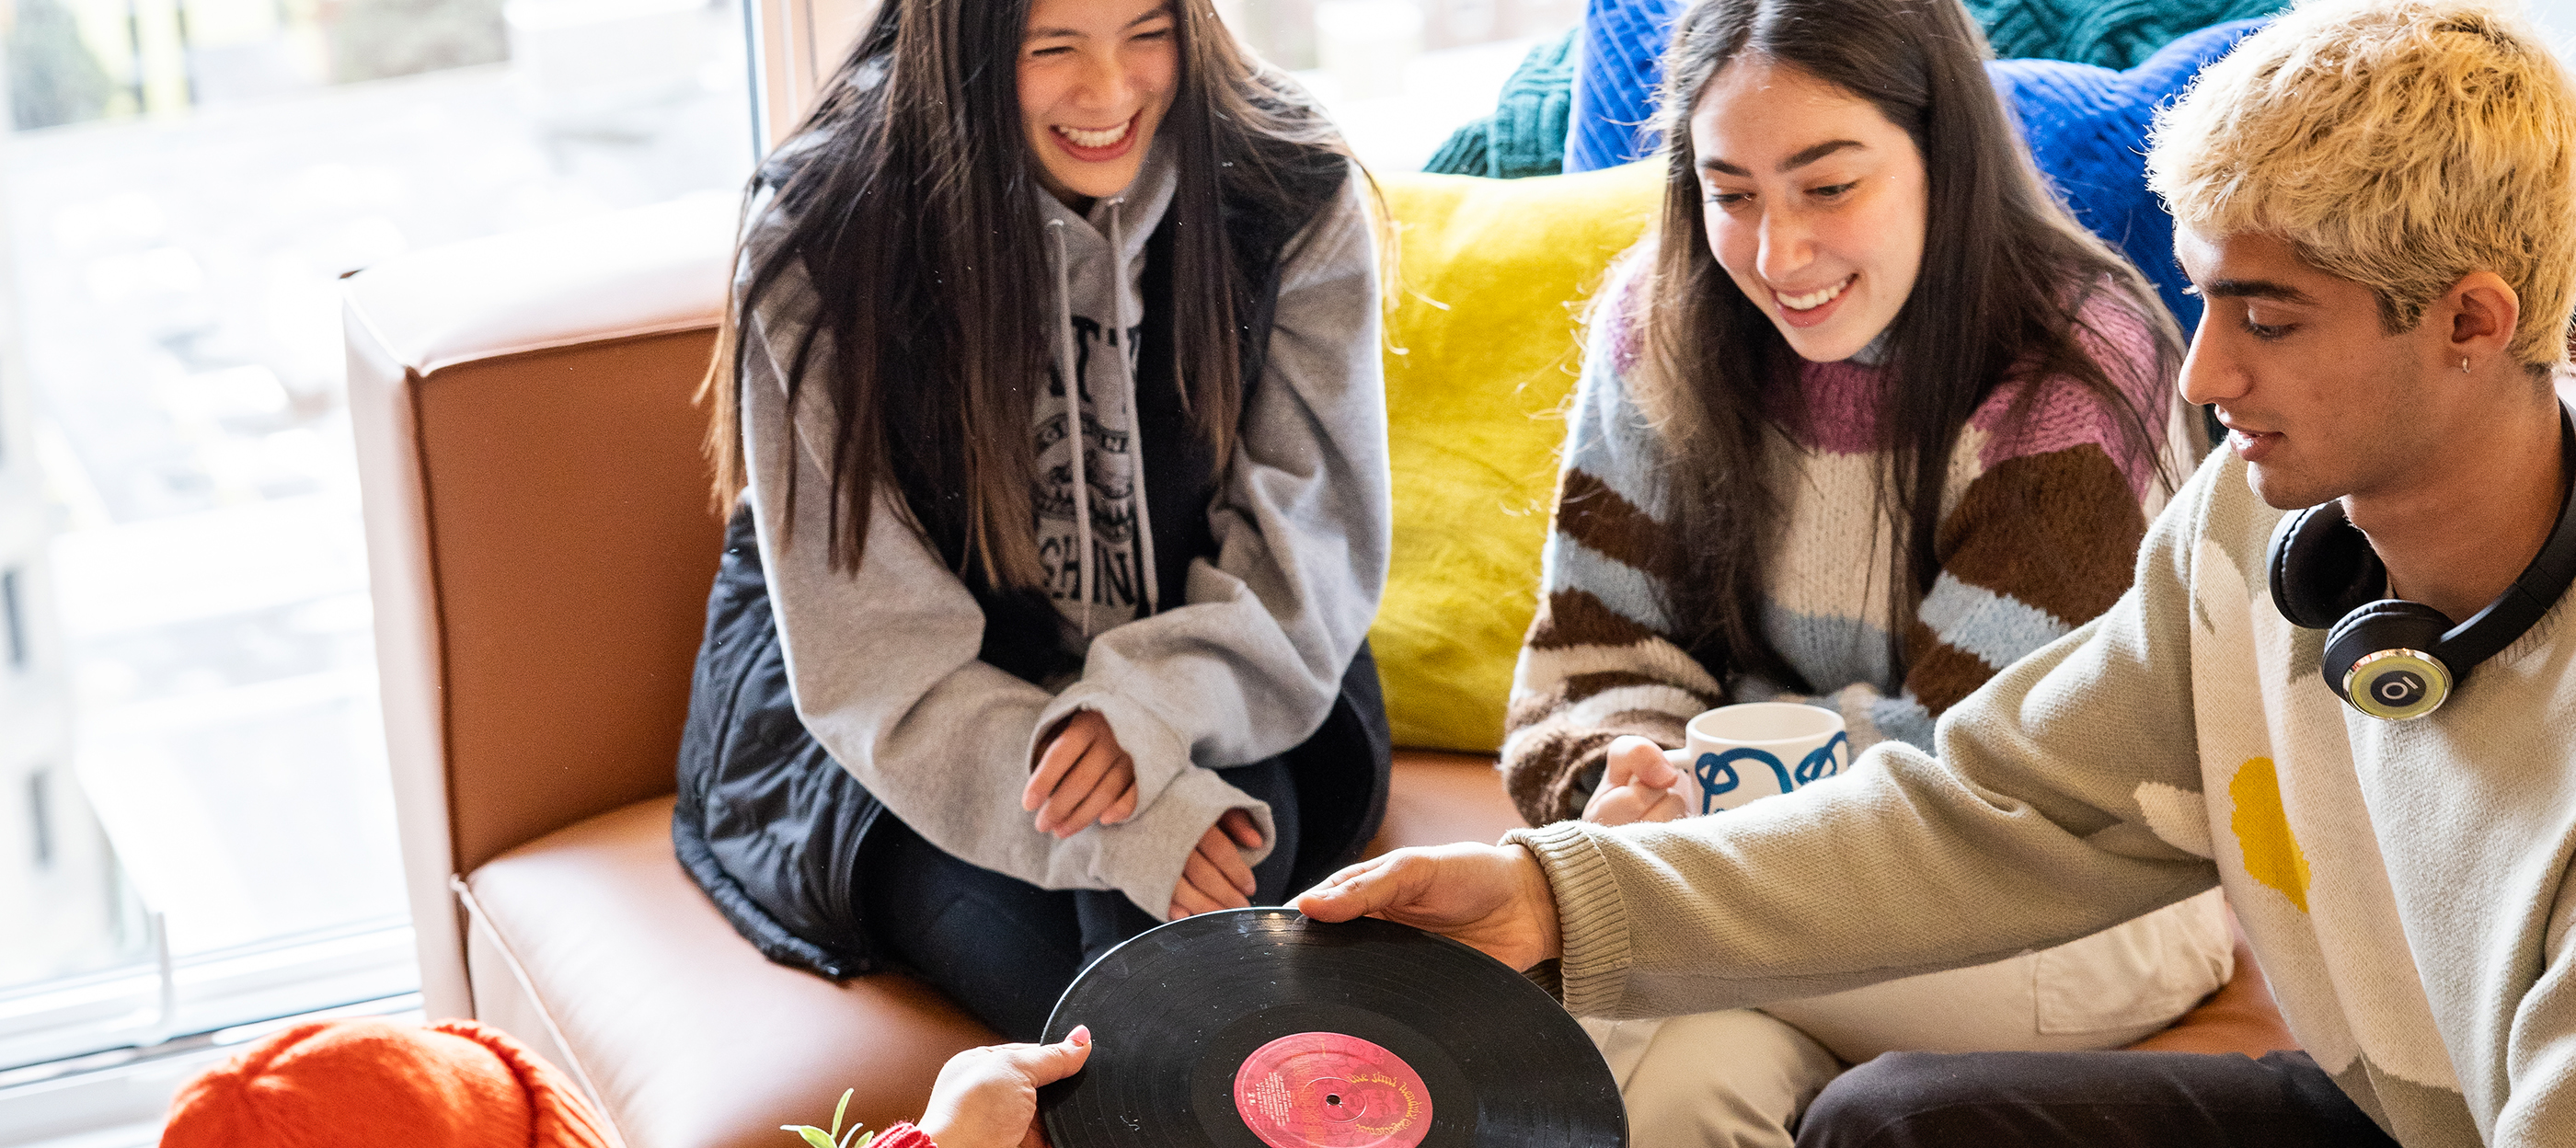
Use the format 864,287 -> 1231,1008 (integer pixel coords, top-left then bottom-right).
1501,267 -> 2179,825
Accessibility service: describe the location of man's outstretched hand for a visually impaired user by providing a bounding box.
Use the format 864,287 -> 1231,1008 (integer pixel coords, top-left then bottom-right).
1291,843 -> 1563,971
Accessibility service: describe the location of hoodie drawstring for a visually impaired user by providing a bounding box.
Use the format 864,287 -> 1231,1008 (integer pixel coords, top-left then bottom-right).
1047,217 -> 1095,637
1109,196 -> 1165,616
1048,196 -> 1164,636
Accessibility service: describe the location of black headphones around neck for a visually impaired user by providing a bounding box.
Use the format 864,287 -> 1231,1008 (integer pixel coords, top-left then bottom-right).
2266,404 -> 2576,720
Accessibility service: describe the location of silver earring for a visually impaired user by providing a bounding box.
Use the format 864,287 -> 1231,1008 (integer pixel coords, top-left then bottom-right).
2462,356 -> 2473,373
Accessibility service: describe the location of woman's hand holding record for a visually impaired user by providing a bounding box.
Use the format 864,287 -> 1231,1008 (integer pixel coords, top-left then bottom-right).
920,1028 -> 1096,1148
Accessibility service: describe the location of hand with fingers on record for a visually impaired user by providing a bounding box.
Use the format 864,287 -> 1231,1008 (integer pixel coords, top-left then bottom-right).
1290,844 -> 1561,973
919,1028 -> 1098,1148
1037,908 -> 1624,1148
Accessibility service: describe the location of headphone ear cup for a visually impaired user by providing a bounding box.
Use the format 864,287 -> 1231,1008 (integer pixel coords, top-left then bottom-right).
2269,502 -> 2385,629
2322,601 -> 2456,718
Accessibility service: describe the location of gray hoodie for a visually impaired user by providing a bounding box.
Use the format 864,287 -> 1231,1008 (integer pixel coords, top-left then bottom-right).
1031,142 -> 1171,639
734,141 -> 1390,917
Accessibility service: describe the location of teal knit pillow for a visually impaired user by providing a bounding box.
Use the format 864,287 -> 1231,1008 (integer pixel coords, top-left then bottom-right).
1967,0 -> 2283,69
1422,30 -> 1578,180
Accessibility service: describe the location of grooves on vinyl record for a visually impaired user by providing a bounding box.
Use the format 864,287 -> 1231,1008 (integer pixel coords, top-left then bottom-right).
1039,908 -> 1626,1148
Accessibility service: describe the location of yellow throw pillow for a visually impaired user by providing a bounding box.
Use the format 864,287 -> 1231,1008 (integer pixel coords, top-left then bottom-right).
1368,162 -> 1663,753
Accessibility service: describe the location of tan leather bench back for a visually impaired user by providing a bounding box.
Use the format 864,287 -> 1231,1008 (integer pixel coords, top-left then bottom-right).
345,194 -> 739,1015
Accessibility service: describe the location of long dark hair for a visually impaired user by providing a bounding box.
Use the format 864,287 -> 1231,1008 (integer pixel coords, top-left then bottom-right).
702,0 -> 1352,591
1629,0 -> 2180,689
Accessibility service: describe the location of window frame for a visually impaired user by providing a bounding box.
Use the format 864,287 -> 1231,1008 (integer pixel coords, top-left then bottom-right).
0,922 -> 416,1075
748,0 -> 879,150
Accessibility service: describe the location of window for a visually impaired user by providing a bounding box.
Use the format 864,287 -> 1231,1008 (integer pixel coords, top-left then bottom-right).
1229,0 -> 1581,171
1,0 -> 755,1136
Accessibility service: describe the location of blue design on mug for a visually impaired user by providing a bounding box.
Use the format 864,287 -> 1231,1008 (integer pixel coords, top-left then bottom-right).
1696,749 -> 1796,813
1693,751 -> 1741,803
1793,731 -> 1849,786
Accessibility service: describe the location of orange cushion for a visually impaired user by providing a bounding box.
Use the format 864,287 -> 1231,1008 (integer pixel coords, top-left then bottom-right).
162,1017 -> 613,1148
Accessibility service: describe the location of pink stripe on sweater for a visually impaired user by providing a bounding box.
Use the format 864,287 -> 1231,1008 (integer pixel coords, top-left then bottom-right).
1780,289 -> 2169,498
1598,259 -> 2173,500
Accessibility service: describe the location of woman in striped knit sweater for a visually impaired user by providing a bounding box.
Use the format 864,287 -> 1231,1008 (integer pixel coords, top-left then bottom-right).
1498,0 -> 2233,1142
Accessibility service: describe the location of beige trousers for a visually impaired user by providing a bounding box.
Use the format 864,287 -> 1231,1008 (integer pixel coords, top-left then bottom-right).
1586,1009 -> 1840,1148
1585,890 -> 2233,1148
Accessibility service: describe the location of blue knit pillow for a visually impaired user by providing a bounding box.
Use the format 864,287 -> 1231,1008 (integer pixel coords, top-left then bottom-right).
1564,0 -> 1686,179
1990,21 -> 2268,329
1563,0 -> 2267,329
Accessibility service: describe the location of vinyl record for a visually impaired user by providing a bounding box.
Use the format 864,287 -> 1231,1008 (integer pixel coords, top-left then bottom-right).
1039,908 -> 1626,1148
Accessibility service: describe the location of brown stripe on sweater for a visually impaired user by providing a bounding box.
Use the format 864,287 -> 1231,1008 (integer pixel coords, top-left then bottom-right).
1528,587 -> 1665,652
1555,467 -> 1663,572
1935,445 -> 2145,628
1903,618 -> 2000,717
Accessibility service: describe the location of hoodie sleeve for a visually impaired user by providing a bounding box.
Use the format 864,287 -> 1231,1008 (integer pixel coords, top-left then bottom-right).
1031,169 -> 1392,846
739,205 -> 1269,920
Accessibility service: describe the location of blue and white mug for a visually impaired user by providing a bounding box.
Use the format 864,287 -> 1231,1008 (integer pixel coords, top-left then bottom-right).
1663,702 -> 1850,815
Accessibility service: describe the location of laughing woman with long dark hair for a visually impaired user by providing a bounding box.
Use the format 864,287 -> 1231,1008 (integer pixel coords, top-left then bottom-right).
672,0 -> 1391,1041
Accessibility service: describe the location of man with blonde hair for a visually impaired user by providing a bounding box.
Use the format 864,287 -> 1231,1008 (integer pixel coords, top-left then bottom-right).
1297,0 -> 2576,1143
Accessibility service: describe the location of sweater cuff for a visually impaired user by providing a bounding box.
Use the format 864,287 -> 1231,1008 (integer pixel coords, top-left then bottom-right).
1500,712 -> 1690,826
1093,765 -> 1272,918
868,1123 -> 937,1148
1502,821 -> 1632,1018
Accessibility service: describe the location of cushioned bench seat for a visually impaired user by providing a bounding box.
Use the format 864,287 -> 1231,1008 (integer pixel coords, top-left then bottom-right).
464,798 -> 987,1148
460,752 -> 2293,1148
456,749 -> 1523,1148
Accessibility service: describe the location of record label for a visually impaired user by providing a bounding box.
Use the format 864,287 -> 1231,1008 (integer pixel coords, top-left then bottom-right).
1231,1032 -> 1431,1148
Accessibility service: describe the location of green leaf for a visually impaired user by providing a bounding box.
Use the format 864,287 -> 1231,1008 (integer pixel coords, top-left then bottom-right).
833,1088 -> 853,1136
853,1133 -> 876,1148
796,1126 -> 837,1148
839,1125 -> 869,1148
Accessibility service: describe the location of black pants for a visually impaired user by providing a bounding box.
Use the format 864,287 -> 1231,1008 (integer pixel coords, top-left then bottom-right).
1796,1050 -> 2398,1148
858,757 -> 1304,1043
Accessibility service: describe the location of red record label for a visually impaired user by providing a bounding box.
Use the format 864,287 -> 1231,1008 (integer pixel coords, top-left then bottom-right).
1230,1032 -> 1432,1148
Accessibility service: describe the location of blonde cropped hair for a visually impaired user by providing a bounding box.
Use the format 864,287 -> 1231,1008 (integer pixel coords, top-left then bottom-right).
2147,0 -> 2576,372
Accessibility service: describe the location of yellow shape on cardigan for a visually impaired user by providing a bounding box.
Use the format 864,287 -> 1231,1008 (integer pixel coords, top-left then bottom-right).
1368,163 -> 1663,752
2229,756 -> 2312,913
